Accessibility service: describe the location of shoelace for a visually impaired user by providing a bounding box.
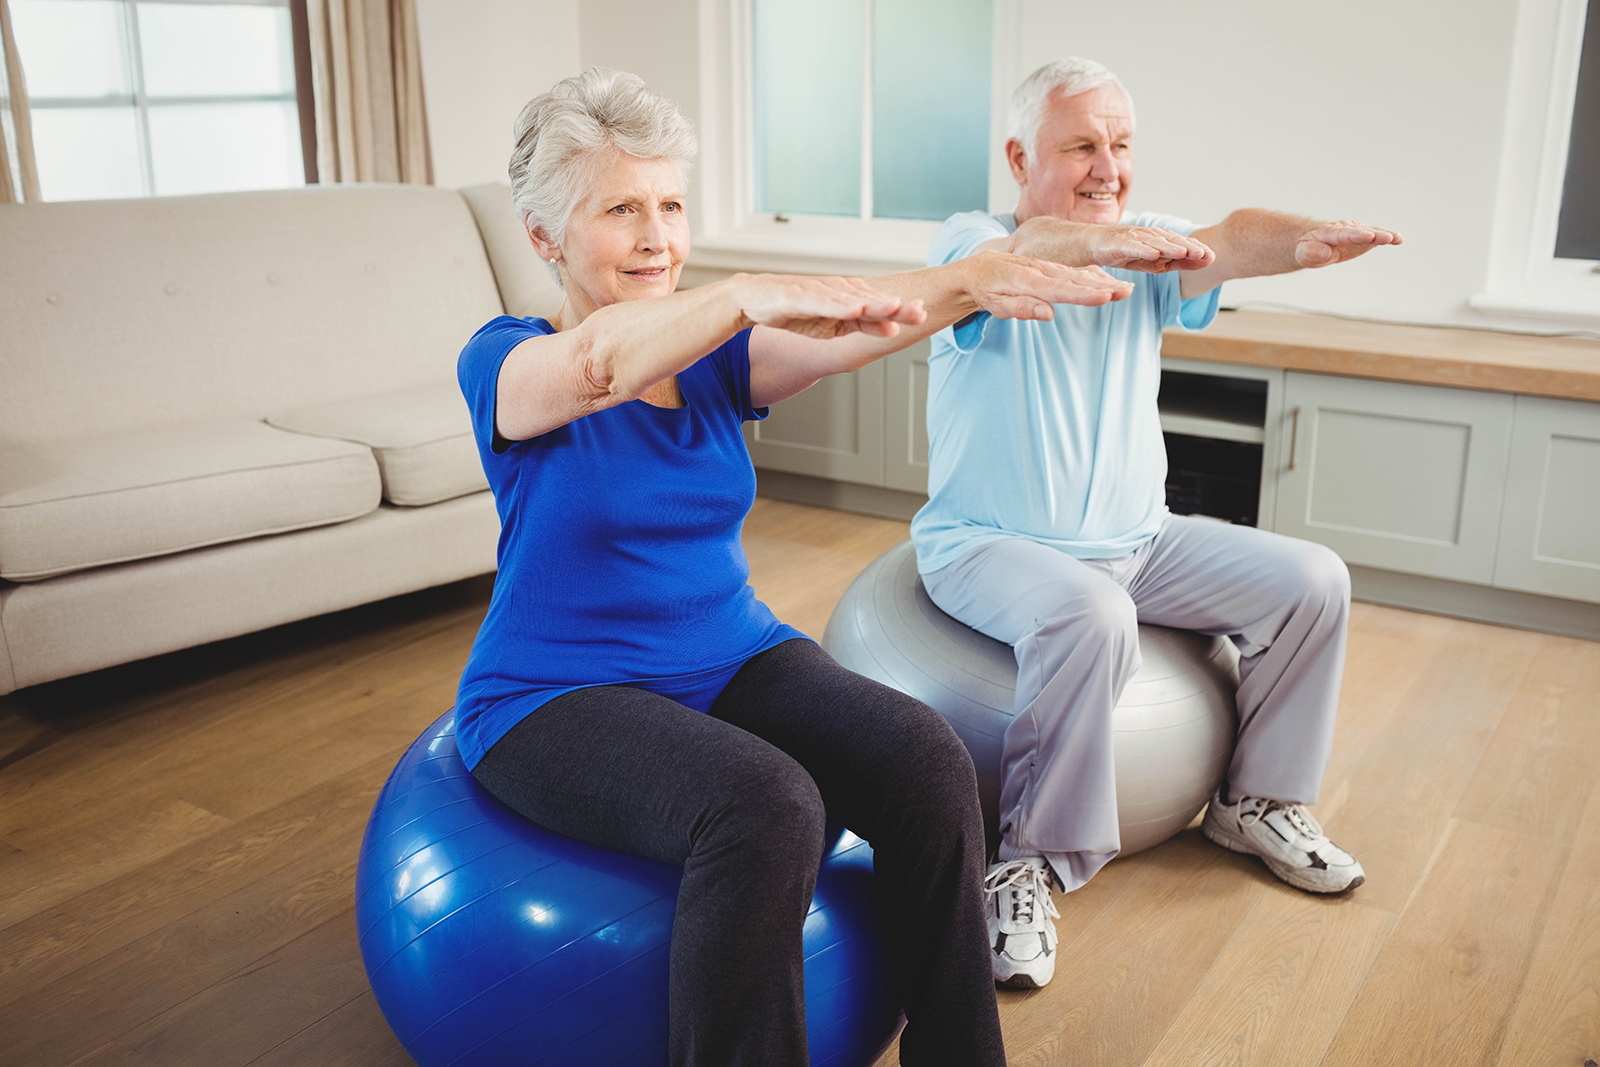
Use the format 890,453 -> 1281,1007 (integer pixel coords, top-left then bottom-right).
1237,796 -> 1326,842
983,860 -> 1061,926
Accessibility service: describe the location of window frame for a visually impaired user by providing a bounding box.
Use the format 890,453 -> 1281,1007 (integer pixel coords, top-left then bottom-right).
693,0 -> 1018,276
21,0 -> 308,199
1473,0 -> 1600,324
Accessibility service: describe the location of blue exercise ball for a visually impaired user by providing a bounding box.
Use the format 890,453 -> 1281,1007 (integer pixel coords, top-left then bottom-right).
357,711 -> 903,1067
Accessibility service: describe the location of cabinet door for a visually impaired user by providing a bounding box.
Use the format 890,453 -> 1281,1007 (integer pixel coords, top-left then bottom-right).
745,362 -> 885,485
1493,395 -> 1600,603
882,339 -> 932,494
1276,373 -> 1513,583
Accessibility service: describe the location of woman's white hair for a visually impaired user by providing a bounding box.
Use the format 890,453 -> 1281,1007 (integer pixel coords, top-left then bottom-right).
508,67 -> 698,254
1007,57 -> 1135,162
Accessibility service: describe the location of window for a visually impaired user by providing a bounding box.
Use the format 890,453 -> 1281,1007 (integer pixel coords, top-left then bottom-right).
1554,0 -> 1599,261
1474,0 -> 1600,323
7,0 -> 307,201
697,0 -> 1003,275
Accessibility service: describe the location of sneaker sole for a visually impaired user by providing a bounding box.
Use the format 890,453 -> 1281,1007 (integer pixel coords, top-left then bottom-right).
996,970 -> 1046,990
1202,821 -> 1365,894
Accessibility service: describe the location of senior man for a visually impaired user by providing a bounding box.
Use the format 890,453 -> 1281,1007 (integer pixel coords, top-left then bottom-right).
912,57 -> 1402,989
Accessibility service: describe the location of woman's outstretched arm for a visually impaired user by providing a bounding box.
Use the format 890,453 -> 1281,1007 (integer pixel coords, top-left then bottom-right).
493,273 -> 926,442
747,253 -> 1134,408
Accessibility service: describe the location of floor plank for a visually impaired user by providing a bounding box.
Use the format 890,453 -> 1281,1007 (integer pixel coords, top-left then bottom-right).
0,751 -> 389,1010
1315,619 -> 1541,915
1319,818 -> 1568,1067
2,831 -> 363,1067
1455,633 -> 1600,846
114,910 -> 373,1067
998,831 -> 1274,1067
1493,773 -> 1600,1067
1142,888 -> 1393,1067
246,991 -> 416,1067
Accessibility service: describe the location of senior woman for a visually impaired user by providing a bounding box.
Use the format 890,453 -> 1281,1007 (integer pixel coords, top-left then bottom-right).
454,68 -> 1131,1067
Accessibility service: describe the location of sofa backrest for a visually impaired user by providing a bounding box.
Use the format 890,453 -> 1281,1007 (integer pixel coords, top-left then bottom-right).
0,184 -> 507,446
458,182 -> 566,323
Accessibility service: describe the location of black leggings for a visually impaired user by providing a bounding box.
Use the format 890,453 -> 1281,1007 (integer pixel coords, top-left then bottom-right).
472,638 -> 1005,1067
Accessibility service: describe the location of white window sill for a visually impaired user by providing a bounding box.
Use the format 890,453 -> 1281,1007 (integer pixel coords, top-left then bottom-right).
689,237 -> 929,277
1469,290 -> 1600,326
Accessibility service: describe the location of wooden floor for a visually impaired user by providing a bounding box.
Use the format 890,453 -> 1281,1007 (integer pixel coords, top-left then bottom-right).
1,498 -> 1596,1067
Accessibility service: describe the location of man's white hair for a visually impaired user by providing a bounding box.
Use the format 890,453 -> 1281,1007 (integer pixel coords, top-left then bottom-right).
508,67 -> 697,261
1007,57 -> 1135,162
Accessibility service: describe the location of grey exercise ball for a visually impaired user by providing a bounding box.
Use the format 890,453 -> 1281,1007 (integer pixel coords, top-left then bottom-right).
823,541 -> 1241,856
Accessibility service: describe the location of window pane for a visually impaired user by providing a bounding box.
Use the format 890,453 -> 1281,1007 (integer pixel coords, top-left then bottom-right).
872,0 -> 990,221
10,0 -> 133,99
753,0 -> 862,218
1555,0 -> 1600,260
148,100 -> 303,195
138,2 -> 295,99
30,106 -> 143,200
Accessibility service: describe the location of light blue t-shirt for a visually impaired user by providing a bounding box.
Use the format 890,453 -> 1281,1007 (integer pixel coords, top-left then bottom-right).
910,210 -> 1222,574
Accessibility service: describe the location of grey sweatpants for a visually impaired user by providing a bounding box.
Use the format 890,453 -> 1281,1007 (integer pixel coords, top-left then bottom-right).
922,514 -> 1350,891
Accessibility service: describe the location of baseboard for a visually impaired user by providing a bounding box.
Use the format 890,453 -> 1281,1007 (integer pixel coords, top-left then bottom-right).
755,470 -> 929,523
1348,565 -> 1600,642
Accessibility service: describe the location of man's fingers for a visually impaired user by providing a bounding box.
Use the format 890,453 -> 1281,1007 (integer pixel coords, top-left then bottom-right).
1310,221 -> 1405,247
1098,227 -> 1215,271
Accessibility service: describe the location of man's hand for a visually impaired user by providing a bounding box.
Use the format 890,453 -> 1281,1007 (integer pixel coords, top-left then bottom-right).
1294,220 -> 1404,268
1004,216 -> 1213,274
1182,210 -> 1405,299
1084,225 -> 1215,274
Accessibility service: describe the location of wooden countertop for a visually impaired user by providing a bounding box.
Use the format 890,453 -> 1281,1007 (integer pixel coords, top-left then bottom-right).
1161,310 -> 1600,402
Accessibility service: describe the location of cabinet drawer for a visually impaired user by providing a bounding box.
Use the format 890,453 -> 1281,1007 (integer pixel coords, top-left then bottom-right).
745,362 -> 885,485
1276,373 -> 1513,583
1493,395 -> 1600,603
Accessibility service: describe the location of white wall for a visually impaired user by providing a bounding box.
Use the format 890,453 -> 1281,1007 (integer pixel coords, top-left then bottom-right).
417,0 -> 1547,330
577,0 -> 703,226
1006,0 -> 1524,328
414,0 -> 581,190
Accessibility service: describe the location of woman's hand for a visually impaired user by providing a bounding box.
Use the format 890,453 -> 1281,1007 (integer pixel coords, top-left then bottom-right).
732,274 -> 929,340
962,251 -> 1135,321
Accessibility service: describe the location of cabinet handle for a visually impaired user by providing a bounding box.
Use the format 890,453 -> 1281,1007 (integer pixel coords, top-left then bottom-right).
1288,407 -> 1302,471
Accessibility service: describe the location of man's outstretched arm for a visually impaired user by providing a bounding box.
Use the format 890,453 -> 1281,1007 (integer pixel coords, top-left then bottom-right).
1179,210 -> 1403,300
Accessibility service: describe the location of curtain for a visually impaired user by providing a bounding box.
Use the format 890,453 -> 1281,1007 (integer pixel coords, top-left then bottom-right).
307,0 -> 432,184
0,0 -> 40,203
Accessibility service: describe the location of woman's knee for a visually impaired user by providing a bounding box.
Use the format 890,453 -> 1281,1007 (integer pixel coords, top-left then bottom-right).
702,750 -> 827,865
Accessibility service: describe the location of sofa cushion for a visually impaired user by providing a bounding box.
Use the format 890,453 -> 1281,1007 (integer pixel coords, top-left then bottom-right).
0,421 -> 381,581
267,384 -> 488,506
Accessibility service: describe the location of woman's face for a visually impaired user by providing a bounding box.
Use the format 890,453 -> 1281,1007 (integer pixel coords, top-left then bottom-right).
545,149 -> 690,318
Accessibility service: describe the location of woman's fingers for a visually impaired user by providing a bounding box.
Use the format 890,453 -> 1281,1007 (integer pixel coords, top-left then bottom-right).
743,274 -> 923,332
975,258 -> 1134,316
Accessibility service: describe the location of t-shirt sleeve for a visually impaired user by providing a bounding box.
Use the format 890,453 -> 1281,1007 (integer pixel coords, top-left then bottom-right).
1127,211 -> 1223,332
702,327 -> 767,422
457,315 -> 555,458
928,212 -> 1010,353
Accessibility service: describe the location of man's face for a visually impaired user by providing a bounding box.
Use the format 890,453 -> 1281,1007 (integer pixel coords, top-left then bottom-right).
1009,84 -> 1134,225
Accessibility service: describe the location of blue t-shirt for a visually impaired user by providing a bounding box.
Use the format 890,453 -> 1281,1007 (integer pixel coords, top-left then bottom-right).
453,316 -> 807,769
910,210 -> 1222,573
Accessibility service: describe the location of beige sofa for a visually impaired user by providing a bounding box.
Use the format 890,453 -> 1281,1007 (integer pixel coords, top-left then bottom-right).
0,182 -> 561,694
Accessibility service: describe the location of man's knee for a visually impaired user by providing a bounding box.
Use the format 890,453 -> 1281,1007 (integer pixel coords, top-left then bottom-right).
1047,580 -> 1138,642
1290,540 -> 1351,612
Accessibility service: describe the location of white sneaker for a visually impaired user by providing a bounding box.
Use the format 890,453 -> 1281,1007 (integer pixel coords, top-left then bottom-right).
983,857 -> 1060,989
1202,789 -> 1365,894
